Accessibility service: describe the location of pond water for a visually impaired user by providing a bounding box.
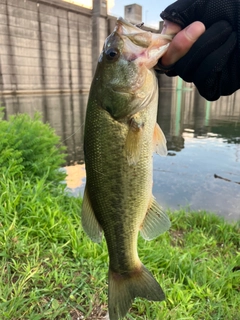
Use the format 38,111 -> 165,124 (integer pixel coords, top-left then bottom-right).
1,86 -> 240,221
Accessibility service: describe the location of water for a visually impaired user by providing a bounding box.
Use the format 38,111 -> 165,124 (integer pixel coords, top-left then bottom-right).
1,87 -> 240,221
155,88 -> 240,221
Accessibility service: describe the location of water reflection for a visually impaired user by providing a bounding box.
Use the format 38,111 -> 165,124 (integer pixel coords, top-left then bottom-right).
1,87 -> 240,221
156,87 -> 240,221
158,87 -> 240,152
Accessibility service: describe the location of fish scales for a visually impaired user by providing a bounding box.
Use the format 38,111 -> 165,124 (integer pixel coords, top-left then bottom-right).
82,17 -> 172,320
85,89 -> 156,272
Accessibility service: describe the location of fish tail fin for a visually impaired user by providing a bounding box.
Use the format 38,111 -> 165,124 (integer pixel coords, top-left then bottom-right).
108,264 -> 165,320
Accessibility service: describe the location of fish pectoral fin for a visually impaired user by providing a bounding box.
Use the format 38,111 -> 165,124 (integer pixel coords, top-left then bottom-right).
153,123 -> 167,156
140,196 -> 171,240
125,116 -> 144,166
81,185 -> 102,243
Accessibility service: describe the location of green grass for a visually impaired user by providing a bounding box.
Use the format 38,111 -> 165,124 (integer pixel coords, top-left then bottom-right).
0,112 -> 239,319
0,192 -> 239,320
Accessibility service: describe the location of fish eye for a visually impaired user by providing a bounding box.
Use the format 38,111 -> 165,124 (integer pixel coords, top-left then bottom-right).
105,48 -> 119,61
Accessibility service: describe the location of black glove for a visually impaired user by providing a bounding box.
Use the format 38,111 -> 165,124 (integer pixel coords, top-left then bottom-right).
157,0 -> 240,101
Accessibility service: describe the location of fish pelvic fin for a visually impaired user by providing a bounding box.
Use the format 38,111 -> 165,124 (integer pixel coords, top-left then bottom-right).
153,123 -> 167,156
125,116 -> 144,166
81,185 -> 103,243
140,196 -> 171,240
108,264 -> 165,320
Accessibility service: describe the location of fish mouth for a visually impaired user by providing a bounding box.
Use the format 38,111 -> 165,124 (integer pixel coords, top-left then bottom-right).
115,17 -> 172,68
116,17 -> 146,38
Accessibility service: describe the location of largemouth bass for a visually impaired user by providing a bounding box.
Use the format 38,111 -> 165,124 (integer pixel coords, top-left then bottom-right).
82,17 -> 172,320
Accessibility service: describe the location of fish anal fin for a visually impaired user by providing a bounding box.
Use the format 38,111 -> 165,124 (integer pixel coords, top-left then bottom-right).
153,123 -> 167,156
125,116 -> 144,166
140,196 -> 171,240
108,264 -> 165,320
81,186 -> 102,243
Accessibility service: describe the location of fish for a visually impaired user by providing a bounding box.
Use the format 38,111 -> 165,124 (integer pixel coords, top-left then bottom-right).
82,17 -> 172,320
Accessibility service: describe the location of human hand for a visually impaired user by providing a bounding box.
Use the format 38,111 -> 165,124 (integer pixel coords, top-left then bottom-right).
157,0 -> 240,101
160,21 -> 205,66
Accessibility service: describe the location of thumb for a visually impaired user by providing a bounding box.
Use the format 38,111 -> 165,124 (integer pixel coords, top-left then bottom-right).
161,21 -> 205,66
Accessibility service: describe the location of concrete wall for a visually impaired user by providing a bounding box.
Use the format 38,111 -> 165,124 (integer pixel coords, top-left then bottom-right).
0,0 -> 111,94
0,0 -> 165,94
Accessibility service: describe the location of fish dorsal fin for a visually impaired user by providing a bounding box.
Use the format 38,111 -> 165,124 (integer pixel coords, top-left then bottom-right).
140,196 -> 171,240
81,185 -> 102,243
125,116 -> 144,166
153,123 -> 167,156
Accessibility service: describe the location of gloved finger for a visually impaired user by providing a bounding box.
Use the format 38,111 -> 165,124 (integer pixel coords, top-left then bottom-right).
171,20 -> 232,81
194,31 -> 237,100
160,0 -> 206,27
161,0 -> 239,29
